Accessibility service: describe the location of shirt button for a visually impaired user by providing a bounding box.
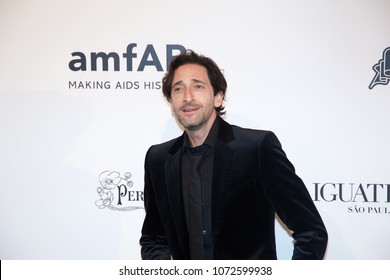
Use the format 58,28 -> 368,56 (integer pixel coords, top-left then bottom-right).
202,230 -> 207,236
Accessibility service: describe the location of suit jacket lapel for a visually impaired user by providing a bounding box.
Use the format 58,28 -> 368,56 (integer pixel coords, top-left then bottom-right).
165,137 -> 189,258
212,118 -> 235,238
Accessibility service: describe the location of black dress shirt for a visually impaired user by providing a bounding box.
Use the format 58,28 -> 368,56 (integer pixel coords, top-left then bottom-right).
181,117 -> 220,259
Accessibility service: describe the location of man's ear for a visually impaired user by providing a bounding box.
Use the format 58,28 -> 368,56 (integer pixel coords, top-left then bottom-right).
214,91 -> 224,107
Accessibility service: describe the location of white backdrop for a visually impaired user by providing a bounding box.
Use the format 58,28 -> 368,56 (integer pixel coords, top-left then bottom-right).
1,0 -> 389,260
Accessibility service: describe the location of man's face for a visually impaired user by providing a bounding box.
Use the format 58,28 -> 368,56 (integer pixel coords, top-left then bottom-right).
170,64 -> 223,131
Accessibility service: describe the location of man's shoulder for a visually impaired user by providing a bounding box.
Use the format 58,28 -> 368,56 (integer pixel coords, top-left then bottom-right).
218,117 -> 275,143
228,124 -> 283,154
230,124 -> 275,141
153,137 -> 181,149
147,135 -> 183,158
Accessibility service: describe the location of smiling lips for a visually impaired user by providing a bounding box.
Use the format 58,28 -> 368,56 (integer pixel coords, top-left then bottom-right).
182,106 -> 200,114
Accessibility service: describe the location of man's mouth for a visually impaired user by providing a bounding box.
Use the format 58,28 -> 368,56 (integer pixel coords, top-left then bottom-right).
182,107 -> 199,113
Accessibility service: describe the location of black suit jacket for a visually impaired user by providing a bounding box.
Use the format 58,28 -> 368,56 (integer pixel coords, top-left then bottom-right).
140,117 -> 328,259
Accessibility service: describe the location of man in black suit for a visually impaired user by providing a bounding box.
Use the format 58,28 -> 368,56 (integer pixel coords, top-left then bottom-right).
140,50 -> 328,259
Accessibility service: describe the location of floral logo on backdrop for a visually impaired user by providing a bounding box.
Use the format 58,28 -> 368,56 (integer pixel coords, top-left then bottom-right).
95,170 -> 144,211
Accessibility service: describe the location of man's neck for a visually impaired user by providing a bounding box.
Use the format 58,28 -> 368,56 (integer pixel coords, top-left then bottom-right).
185,114 -> 217,147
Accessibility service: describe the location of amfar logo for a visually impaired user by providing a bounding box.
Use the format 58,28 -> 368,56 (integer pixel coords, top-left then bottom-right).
95,171 -> 144,211
69,43 -> 186,72
68,43 -> 185,91
369,47 -> 390,89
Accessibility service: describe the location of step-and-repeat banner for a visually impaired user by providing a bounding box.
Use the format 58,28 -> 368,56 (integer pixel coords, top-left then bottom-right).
1,0 -> 389,260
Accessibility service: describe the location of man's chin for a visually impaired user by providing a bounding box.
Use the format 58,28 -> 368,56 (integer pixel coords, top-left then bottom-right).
183,123 -> 200,130
181,120 -> 204,131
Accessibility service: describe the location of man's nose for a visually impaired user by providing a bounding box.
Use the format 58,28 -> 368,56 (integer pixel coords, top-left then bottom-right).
183,88 -> 194,102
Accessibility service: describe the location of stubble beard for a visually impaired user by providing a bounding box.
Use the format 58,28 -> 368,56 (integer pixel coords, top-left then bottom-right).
174,105 -> 214,132
177,112 -> 206,131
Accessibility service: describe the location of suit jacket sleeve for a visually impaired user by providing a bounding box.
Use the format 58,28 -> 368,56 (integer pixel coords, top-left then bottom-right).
139,146 -> 171,260
260,132 -> 328,259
